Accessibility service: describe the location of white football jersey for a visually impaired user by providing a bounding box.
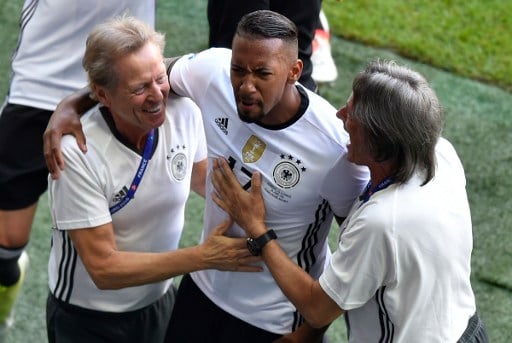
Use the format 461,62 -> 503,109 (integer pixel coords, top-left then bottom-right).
170,48 -> 370,333
7,0 -> 156,110
48,96 -> 207,312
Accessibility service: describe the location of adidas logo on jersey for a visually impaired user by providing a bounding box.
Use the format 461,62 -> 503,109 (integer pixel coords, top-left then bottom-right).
215,117 -> 229,135
112,186 -> 129,203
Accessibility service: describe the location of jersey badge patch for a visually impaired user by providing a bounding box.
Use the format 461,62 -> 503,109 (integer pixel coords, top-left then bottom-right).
273,154 -> 306,189
167,144 -> 188,181
242,135 -> 266,163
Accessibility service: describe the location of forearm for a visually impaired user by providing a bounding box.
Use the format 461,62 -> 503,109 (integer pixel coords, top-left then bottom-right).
252,223 -> 342,328
277,321 -> 330,343
164,56 -> 181,76
59,86 -> 98,116
164,56 -> 182,95
261,240 -> 317,314
90,246 -> 207,290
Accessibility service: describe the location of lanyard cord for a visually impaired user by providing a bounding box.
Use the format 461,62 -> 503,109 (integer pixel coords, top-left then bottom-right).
358,176 -> 394,205
109,129 -> 155,215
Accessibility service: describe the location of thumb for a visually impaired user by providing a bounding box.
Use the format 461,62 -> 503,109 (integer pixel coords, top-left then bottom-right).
212,218 -> 234,236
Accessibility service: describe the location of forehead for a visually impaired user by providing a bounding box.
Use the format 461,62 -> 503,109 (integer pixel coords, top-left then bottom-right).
115,44 -> 163,79
231,35 -> 289,66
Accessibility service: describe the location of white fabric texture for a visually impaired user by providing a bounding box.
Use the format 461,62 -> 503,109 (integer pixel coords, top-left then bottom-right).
169,48 -> 369,333
48,96 -> 206,312
320,138 -> 476,342
7,0 -> 155,111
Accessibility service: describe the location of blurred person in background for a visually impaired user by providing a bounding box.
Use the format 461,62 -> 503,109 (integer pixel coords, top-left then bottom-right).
0,0 -> 156,330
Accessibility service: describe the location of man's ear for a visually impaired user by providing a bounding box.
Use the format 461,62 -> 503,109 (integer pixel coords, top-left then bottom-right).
288,59 -> 303,84
93,84 -> 110,107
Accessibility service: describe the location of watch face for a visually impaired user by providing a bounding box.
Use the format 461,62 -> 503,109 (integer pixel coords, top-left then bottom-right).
246,238 -> 261,256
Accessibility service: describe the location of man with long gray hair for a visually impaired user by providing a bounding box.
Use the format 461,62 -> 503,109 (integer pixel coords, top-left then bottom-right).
212,60 -> 489,342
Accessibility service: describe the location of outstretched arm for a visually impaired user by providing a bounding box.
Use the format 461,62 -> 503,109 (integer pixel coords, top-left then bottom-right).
69,219 -> 262,290
211,158 -> 344,328
43,87 -> 98,179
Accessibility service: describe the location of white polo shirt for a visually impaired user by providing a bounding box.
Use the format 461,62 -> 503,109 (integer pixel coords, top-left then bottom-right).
320,138 -> 477,342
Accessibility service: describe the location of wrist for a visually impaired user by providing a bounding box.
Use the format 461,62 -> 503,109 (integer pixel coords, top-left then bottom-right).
248,222 -> 268,238
246,229 -> 277,256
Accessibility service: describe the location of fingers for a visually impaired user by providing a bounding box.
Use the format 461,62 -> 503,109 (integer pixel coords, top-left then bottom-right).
211,158 -> 234,211
229,255 -> 263,272
43,136 -> 55,178
211,218 -> 234,236
43,129 -> 62,179
251,171 -> 262,196
75,127 -> 88,153
234,265 -> 263,273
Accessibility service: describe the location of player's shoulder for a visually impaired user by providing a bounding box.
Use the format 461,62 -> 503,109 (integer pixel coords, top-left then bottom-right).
180,47 -> 231,67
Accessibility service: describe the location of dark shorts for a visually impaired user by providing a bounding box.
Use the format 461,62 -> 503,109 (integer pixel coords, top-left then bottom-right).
46,286 -> 176,343
0,103 -> 52,209
457,312 -> 489,343
165,274 -> 282,342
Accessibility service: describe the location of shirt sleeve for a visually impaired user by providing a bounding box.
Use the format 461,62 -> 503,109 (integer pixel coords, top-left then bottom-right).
48,136 -> 111,230
320,154 -> 370,218
193,106 -> 207,163
169,48 -> 231,106
319,201 -> 396,310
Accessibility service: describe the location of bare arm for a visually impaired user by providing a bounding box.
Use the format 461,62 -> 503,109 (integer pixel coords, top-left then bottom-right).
191,159 -> 207,198
211,158 -> 344,328
164,56 -> 182,94
274,322 -> 329,343
43,87 -> 98,179
69,219 -> 262,290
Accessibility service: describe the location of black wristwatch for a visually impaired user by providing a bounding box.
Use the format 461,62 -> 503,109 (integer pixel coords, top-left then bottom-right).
246,230 -> 277,256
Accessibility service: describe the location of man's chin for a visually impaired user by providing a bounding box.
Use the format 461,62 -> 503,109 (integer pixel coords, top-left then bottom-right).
239,115 -> 257,124
237,110 -> 261,124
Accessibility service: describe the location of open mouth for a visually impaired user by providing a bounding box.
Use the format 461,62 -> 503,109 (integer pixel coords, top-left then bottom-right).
143,106 -> 161,114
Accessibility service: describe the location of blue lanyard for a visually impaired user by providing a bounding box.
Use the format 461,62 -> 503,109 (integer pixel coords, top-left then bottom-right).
358,176 -> 394,204
109,129 -> 155,215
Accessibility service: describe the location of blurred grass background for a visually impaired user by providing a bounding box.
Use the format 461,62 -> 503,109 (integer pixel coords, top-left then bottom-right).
1,0 -> 511,341
323,0 -> 512,93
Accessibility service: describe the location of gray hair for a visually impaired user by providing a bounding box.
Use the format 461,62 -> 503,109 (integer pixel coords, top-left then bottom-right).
235,10 -> 298,51
83,15 -> 165,93
351,60 -> 443,185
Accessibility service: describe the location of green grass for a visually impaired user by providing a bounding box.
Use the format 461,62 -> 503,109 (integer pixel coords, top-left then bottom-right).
1,0 -> 512,342
323,0 -> 512,92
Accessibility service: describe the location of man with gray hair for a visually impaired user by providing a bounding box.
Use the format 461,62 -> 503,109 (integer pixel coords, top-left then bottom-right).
43,10 -> 369,342
213,60 -> 489,342
45,16 -> 259,343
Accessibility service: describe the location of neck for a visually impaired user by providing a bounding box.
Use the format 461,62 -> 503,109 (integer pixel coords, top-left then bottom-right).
115,124 -> 151,153
368,162 -> 395,191
118,126 -> 152,153
260,85 -> 301,126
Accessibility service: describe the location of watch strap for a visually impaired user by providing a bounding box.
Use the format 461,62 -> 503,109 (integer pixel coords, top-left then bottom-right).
254,229 -> 277,249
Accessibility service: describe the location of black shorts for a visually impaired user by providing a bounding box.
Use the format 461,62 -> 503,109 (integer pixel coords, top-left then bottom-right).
457,312 -> 489,343
165,274 -> 282,343
0,103 -> 52,209
46,286 -> 176,343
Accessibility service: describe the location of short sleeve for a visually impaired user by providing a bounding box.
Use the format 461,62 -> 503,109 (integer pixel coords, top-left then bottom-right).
320,154 -> 369,218
319,203 -> 395,310
48,136 -> 111,230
